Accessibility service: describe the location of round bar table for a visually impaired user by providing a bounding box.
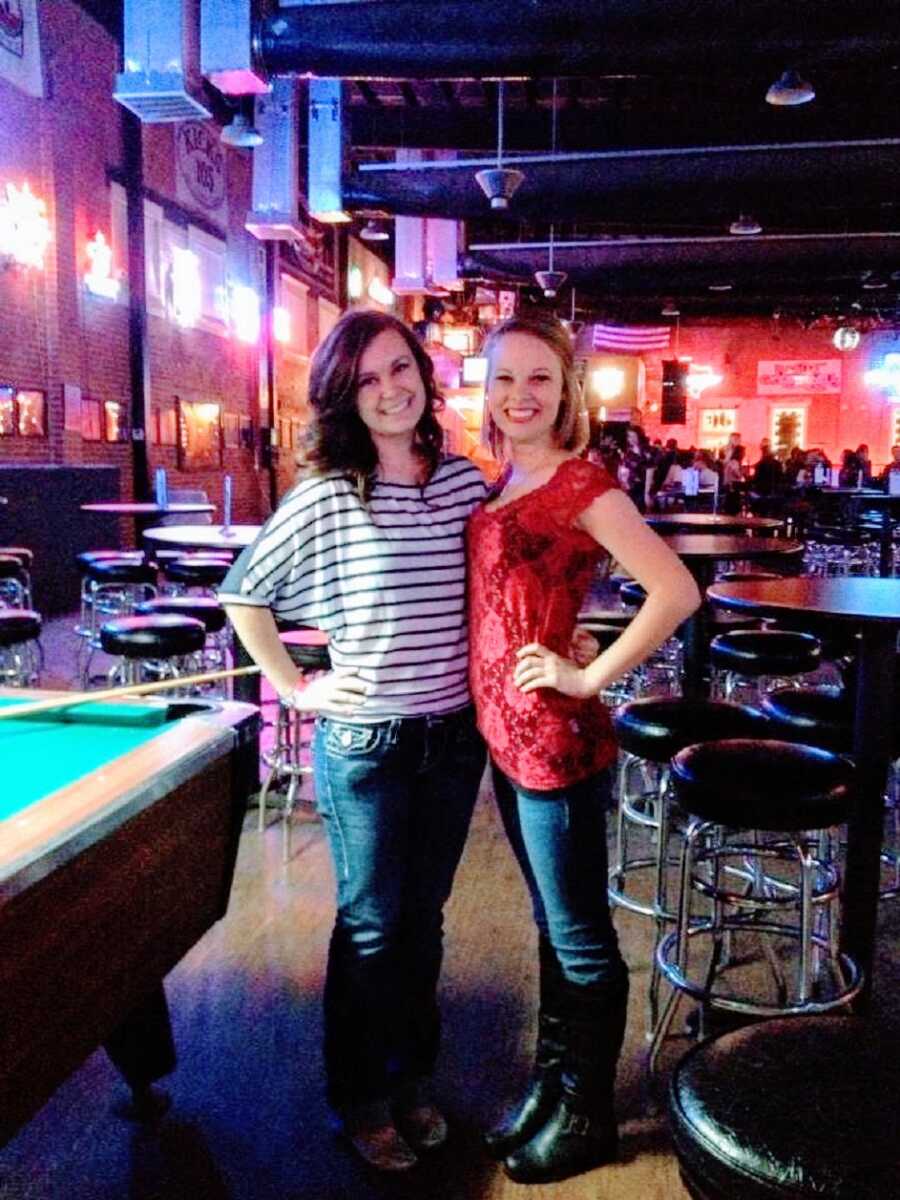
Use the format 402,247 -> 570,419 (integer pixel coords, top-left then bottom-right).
80,501 -> 216,544
646,513 -> 783,535
661,534 -> 804,698
812,488 -> 900,577
143,524 -> 262,707
142,524 -> 261,552
707,576 -> 900,1008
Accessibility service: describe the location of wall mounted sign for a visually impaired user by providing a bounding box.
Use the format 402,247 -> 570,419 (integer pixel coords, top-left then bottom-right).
757,359 -> 841,395
0,180 -> 51,269
175,121 -> 227,225
84,231 -> 120,300
0,1 -> 42,98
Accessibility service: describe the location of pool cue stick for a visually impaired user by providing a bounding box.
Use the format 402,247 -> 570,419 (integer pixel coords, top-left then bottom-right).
0,664 -> 262,721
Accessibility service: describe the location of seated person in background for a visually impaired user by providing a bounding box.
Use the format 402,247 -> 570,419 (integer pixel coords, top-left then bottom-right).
752,442 -> 784,496
855,444 -> 873,486
692,449 -> 719,490
838,448 -> 863,488
880,444 -> 900,485
721,444 -> 746,514
783,445 -> 808,488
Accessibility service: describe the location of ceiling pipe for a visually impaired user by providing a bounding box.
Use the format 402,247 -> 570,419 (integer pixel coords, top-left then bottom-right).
257,1 -> 900,79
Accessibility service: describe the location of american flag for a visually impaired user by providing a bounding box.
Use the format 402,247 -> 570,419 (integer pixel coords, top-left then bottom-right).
591,323 -> 671,353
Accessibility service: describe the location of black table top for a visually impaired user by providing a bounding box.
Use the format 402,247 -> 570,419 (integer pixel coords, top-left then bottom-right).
707,577 -> 900,624
647,513 -> 783,531
81,502 -> 215,515
661,534 -> 803,561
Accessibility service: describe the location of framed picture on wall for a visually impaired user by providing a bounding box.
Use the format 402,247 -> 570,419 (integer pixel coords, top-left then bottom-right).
223,411 -> 240,449
81,397 -> 102,441
147,408 -> 160,445
103,400 -> 127,442
278,417 -> 292,450
0,386 -> 14,436
291,419 -> 305,450
176,396 -> 223,470
15,390 -> 46,437
159,407 -> 178,446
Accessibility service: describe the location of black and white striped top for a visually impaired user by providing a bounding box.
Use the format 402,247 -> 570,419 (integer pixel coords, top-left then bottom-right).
219,455 -> 487,720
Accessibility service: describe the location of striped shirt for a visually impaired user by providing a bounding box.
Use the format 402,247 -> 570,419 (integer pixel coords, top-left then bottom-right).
219,455 -> 487,720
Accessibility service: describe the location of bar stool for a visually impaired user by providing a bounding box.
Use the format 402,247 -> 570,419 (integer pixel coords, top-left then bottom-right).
762,685 -> 900,901
136,596 -> 229,683
0,609 -> 43,686
79,558 -> 158,682
669,1016 -> 900,1200
74,550 -> 143,634
619,581 -> 682,695
709,628 -> 822,702
259,631 -> 331,862
649,739 -> 862,1076
0,554 -> 30,609
162,556 -> 231,597
98,614 -> 207,688
0,547 -> 33,607
610,698 -> 770,1029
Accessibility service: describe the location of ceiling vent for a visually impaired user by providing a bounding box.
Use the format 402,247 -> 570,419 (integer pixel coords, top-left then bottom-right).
114,0 -> 211,123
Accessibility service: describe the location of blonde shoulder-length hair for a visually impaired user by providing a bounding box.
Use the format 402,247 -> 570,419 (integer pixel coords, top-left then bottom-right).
480,311 -> 589,461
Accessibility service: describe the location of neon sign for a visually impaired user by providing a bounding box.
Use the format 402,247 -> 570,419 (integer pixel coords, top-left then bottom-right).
864,353 -> 900,398
168,247 -> 202,328
685,363 -> 723,399
0,181 -> 51,269
84,231 -> 120,299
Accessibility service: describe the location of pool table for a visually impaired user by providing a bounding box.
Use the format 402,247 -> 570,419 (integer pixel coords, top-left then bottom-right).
0,691 -> 260,1146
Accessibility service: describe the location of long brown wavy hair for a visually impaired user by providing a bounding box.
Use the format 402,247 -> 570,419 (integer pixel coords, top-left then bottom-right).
301,310 -> 444,501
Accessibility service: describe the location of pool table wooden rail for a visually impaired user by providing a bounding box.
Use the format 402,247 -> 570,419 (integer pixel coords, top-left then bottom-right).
0,693 -> 259,1146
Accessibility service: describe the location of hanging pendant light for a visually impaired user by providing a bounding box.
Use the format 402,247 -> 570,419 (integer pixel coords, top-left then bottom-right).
475,81 -> 525,210
534,80 -> 566,298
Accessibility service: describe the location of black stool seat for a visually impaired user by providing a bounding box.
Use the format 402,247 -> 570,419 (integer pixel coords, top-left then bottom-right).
0,555 -> 27,581
707,610 -> 761,633
0,546 -> 33,568
86,558 -> 156,586
136,596 -> 227,634
620,580 -> 647,607
100,614 -> 206,658
761,687 -> 853,754
578,610 -> 632,630
613,697 -> 768,764
0,610 -> 41,646
581,623 -> 625,652
164,557 -> 231,587
709,629 -> 821,677
670,1016 -> 900,1200
76,549 -> 143,570
718,570 -> 781,583
671,738 -> 855,831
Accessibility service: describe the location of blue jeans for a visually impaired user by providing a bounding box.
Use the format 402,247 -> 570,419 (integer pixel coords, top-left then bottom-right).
313,706 -> 485,1111
492,765 -> 626,988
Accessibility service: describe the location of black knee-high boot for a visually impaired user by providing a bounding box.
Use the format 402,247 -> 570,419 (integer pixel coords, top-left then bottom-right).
483,937 -> 567,1159
503,971 -> 629,1184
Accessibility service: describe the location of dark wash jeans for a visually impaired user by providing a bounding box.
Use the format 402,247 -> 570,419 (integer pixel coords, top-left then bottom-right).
492,764 -> 626,989
312,705 -> 486,1112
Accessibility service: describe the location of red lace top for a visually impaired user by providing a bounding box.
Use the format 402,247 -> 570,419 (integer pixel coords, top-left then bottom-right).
467,458 -> 619,791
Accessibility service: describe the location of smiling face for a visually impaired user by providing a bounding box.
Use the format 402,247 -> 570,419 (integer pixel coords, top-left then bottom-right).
355,328 -> 427,445
486,332 -> 566,451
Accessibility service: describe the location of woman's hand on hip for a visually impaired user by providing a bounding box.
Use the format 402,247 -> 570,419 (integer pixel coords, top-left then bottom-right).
514,643 -> 593,699
282,670 -> 369,714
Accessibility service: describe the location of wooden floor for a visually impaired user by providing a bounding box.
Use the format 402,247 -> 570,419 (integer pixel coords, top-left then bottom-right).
5,613 -> 900,1199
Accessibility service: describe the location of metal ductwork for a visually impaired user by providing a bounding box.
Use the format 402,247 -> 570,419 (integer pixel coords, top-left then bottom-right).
344,139 -> 900,225
259,0 -> 900,79
114,0 -> 211,122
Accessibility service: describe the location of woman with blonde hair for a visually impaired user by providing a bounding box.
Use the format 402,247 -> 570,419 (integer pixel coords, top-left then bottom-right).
468,310 -> 699,1183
